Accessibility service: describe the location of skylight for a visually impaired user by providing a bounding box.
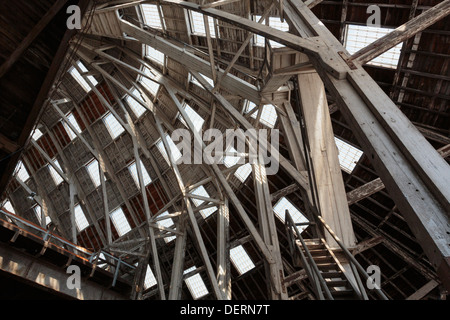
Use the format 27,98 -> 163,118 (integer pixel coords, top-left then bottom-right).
64,113 -> 82,141
178,103 -> 204,133
245,101 -> 278,128
190,11 -> 216,37
87,159 -> 101,188
74,204 -> 89,231
234,163 -> 252,183
156,211 -> 176,243
2,199 -> 15,214
140,67 -> 160,96
223,146 -> 240,168
253,16 -> 289,47
142,4 -> 163,29
49,159 -> 64,186
230,245 -> 255,275
110,207 -> 131,236
31,128 -> 43,141
103,112 -> 125,140
145,45 -> 165,65
190,73 -> 214,88
273,197 -> 309,232
190,185 -> 217,218
69,61 -> 98,92
128,160 -> 152,188
344,24 -> 402,68
184,266 -> 209,299
126,89 -> 147,118
157,135 -> 182,164
34,205 -> 51,227
222,147 -> 252,183
14,160 -> 30,182
334,137 -> 363,174
144,265 -> 157,289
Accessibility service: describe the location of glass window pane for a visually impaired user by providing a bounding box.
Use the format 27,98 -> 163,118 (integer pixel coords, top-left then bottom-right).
142,4 -> 163,29
190,186 -> 217,218
110,207 -> 131,236
273,197 -> 309,232
344,25 -> 402,68
103,113 -> 125,139
14,161 -> 30,182
49,159 -> 64,186
128,160 -> 152,188
184,266 -> 209,299
334,137 -> 363,174
69,61 -> 98,92
190,11 -> 215,37
87,159 -> 101,187
74,204 -> 89,231
230,245 -> 255,275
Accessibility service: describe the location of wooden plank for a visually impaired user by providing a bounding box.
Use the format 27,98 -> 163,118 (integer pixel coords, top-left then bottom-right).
351,236 -> 384,256
406,279 -> 439,300
352,0 -> 450,64
346,178 -> 385,206
296,61 -> 356,249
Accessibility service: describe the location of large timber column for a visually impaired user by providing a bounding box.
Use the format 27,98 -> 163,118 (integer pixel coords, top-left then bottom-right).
296,53 -> 356,249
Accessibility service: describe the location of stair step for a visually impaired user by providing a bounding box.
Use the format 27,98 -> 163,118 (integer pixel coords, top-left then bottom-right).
330,288 -> 355,297
310,256 -> 334,263
298,242 -> 325,250
316,262 -> 338,268
326,279 -> 348,287
320,271 -> 343,278
308,248 -> 329,255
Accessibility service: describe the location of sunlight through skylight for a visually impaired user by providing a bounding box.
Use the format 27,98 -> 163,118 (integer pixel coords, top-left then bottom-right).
184,266 -> 209,299
110,207 -> 131,236
344,24 -> 402,68
334,137 -> 363,174
74,204 -> 89,232
273,197 -> 309,232
190,185 -> 217,218
128,160 -> 152,188
230,245 -> 255,275
103,112 -> 125,140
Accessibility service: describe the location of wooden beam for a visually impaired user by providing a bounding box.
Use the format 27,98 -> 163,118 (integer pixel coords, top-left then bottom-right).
346,178 -> 385,206
116,19 -> 262,103
153,115 -> 223,299
282,0 -> 450,290
351,236 -> 384,256
351,0 -> 450,64
0,133 -> 20,153
271,184 -> 300,203
406,279 -> 440,300
212,4 -> 274,92
200,0 -> 241,9
0,0 -> 68,78
216,199 -> 231,299
160,0 -> 347,79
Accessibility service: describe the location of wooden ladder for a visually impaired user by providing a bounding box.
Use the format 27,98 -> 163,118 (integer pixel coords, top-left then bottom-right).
295,238 -> 360,300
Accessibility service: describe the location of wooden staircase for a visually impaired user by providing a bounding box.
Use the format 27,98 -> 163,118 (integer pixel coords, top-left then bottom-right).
295,238 -> 360,300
